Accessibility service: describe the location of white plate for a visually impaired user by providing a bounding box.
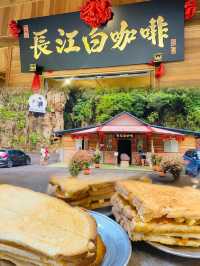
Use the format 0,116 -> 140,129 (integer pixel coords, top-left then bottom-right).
148,241 -> 200,258
90,211 -> 132,266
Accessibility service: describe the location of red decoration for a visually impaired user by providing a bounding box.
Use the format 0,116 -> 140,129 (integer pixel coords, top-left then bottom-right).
155,63 -> 165,79
32,73 -> 41,93
8,20 -> 21,38
80,0 -> 113,28
184,0 -> 197,20
148,60 -> 165,79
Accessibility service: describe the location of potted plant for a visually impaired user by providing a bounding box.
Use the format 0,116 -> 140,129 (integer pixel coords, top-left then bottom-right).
83,162 -> 91,175
161,158 -> 183,181
151,154 -> 157,171
69,150 -> 93,177
69,160 -> 81,177
151,154 -> 162,171
93,150 -> 101,168
156,156 -> 163,171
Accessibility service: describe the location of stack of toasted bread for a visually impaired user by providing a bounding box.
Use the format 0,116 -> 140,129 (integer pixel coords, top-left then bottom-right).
49,176 -> 123,209
112,180 -> 200,247
0,185 -> 106,266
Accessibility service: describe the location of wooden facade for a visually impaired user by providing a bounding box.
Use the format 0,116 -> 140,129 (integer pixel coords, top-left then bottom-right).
59,112 -> 198,165
61,133 -> 197,165
0,0 -> 200,88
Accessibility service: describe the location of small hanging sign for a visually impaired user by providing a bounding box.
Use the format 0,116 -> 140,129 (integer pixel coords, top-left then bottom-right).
28,94 -> 47,114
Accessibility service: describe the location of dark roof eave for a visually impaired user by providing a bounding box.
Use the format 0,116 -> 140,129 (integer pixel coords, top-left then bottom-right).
153,125 -> 200,137
53,125 -> 96,136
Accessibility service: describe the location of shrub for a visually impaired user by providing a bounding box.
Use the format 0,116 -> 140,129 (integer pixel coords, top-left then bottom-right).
69,160 -> 82,177
93,150 -> 101,164
151,154 -> 162,166
161,158 -> 183,180
69,150 -> 93,176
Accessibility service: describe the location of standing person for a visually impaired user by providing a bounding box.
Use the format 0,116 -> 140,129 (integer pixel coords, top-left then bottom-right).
44,147 -> 49,165
138,149 -> 146,166
40,146 -> 45,165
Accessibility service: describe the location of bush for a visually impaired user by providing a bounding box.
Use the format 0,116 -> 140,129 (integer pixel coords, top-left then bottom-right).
161,158 -> 183,180
151,154 -> 162,166
69,160 -> 81,177
93,150 -> 101,164
69,150 -> 93,176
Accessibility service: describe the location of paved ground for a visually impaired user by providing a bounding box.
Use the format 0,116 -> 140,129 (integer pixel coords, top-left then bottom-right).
0,153 -> 193,193
0,153 -> 150,193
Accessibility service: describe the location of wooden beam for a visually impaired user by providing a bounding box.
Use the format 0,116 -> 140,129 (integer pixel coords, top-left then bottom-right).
0,0 -> 40,8
0,36 -> 18,47
0,74 -> 6,80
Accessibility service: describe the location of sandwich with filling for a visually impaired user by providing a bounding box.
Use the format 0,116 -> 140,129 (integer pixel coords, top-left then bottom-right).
112,180 -> 200,247
48,176 -> 124,210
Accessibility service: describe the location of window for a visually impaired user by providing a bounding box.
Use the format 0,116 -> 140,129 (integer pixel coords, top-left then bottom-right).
8,150 -> 15,155
164,139 -> 179,153
15,151 -> 24,156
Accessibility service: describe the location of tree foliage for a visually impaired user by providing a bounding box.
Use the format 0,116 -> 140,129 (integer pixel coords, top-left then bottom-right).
64,87 -> 200,132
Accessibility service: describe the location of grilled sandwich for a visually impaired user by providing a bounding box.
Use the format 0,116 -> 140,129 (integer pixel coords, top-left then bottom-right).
112,180 -> 200,247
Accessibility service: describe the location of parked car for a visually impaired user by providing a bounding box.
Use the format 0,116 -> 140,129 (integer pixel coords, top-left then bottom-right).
0,149 -> 31,168
183,149 -> 200,177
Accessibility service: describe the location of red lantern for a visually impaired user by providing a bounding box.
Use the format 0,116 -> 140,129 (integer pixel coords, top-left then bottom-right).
8,20 -> 21,38
185,0 -> 197,21
155,63 -> 165,79
80,0 -> 113,28
148,60 -> 165,79
31,73 -> 41,93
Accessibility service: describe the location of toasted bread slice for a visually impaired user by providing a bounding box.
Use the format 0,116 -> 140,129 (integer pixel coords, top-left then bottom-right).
116,180 -> 200,223
0,235 -> 106,266
0,185 -> 98,265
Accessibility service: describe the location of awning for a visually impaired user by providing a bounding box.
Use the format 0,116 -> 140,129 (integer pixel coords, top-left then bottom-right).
71,127 -> 98,135
151,127 -> 184,136
71,125 -> 184,137
99,125 -> 152,133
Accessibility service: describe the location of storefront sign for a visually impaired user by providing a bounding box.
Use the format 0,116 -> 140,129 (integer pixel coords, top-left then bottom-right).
28,94 -> 47,113
18,0 -> 184,73
116,134 -> 134,139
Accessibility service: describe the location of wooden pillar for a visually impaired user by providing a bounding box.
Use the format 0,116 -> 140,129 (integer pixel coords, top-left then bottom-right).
151,137 -> 155,154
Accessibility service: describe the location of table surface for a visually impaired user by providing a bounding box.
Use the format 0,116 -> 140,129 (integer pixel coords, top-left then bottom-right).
128,242 -> 200,266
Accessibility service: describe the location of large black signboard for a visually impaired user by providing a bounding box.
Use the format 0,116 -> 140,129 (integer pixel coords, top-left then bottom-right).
18,0 -> 184,73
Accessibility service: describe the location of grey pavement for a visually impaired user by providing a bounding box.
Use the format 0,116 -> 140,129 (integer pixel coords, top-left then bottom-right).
0,153 -> 193,193
0,153 -> 148,193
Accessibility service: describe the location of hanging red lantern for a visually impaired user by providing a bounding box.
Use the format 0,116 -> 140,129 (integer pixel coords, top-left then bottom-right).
80,0 -> 113,28
148,60 -> 165,79
155,63 -> 165,79
31,66 -> 43,93
184,0 -> 197,21
32,73 -> 41,93
8,20 -> 21,38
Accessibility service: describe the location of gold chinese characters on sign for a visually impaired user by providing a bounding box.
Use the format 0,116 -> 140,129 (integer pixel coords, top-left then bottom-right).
116,134 -> 134,139
30,16 -> 169,60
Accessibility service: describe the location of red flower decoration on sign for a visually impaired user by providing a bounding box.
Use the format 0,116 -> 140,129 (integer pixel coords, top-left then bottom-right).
8,20 -> 21,38
80,0 -> 113,28
185,0 -> 197,20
